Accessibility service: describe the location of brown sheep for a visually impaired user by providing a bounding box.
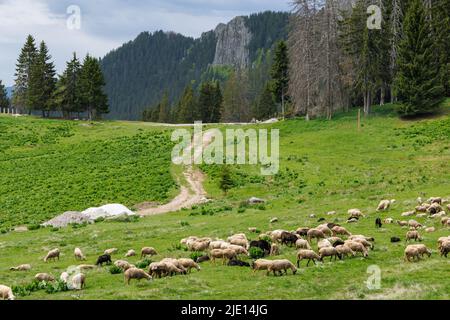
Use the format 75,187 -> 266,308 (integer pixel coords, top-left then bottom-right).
409,244 -> 432,258
319,247 -> 341,261
267,260 -> 297,276
344,241 -> 368,257
209,249 -> 237,265
295,239 -> 311,250
440,241 -> 450,257
336,245 -> 355,259
297,250 -> 322,267
141,247 -> 158,258
406,230 -> 422,242
270,243 -> 280,256
404,246 -> 421,262
124,268 -> 152,285
307,228 -> 326,243
44,249 -> 60,262
177,258 -> 201,273
331,226 -> 352,237
251,259 -> 273,273
35,273 -> 55,282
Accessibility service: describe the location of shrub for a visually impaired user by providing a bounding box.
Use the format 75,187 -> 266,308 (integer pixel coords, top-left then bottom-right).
135,258 -> 152,269
249,247 -> 265,259
190,252 -> 204,262
109,265 -> 123,275
27,224 -> 41,231
180,221 -> 190,227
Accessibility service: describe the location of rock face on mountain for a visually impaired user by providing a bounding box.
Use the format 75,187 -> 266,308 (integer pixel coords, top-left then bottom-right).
213,16 -> 251,69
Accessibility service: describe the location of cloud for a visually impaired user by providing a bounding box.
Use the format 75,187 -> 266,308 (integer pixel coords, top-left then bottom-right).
0,0 -> 291,86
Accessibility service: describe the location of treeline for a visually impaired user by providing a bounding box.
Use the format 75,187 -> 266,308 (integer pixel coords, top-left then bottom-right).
289,0 -> 449,118
0,80 -> 10,110
12,35 -> 109,119
143,41 -> 289,123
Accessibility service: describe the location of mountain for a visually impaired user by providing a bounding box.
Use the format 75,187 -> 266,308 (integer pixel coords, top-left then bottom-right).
100,11 -> 290,120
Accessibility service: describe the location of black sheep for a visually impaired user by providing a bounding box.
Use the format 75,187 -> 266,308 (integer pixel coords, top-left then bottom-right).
249,240 -> 271,254
196,255 -> 210,263
295,228 -> 310,237
332,240 -> 345,247
96,254 -> 112,266
390,237 -> 401,243
375,218 -> 382,228
281,232 -> 298,246
228,259 -> 250,267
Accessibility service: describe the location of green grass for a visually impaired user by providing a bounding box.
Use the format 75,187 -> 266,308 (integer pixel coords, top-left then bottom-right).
0,101 -> 449,300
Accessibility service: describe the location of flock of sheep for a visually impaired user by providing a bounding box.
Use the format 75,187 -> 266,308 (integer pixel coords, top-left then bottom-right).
1,196 -> 449,300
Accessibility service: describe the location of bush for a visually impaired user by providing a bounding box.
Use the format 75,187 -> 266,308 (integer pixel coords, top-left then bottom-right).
109,265 -> 123,274
180,221 -> 190,227
190,252 -> 204,262
27,224 -> 41,231
249,247 -> 265,259
135,258 -> 152,269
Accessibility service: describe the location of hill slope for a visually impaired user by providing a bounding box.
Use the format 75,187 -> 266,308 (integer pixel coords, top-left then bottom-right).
0,103 -> 449,300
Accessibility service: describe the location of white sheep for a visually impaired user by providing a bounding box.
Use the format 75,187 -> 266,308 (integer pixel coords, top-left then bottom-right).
404,246 -> 421,262
104,248 -> 118,255
348,209 -> 364,218
377,199 -> 395,211
318,239 -> 332,250
251,259 -> 273,273
270,243 -> 280,256
74,248 -> 86,261
319,247 -> 340,261
296,250 -> 322,267
177,258 -> 201,273
44,248 -> 60,262
125,250 -> 136,258
124,268 -> 152,285
295,239 -> 311,250
0,285 -> 15,300
336,245 -> 355,259
10,264 -> 31,271
114,260 -> 135,271
406,230 -> 422,242
141,247 -> 158,258
35,273 -> 55,282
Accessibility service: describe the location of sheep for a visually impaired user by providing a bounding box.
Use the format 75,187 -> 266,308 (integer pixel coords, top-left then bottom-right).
180,236 -> 198,245
177,258 -> 201,273
249,240 -> 271,254
402,211 -> 415,217
317,225 -> 333,237
415,205 -> 428,213
296,250 -> 322,267
74,248 -> 86,261
141,247 -> 158,258
35,273 -> 55,282
328,237 -> 345,247
248,227 -> 258,233
344,241 -> 368,257
270,230 -> 289,243
114,260 -> 135,271
447,204 -> 450,212
156,260 -> 187,276
391,237 -> 401,243
295,227 -> 310,237
404,246 -> 421,262
251,259 -> 273,273
319,246 -> 341,261
10,264 -> 31,271
96,254 -> 112,266
61,272 -> 86,290
124,268 -> 152,285
189,240 -> 211,252
440,241 -> 450,258
349,235 -> 375,242
104,248 -> 118,255
228,245 -> 248,256
229,237 -> 249,248
384,218 -> 394,224
377,199 -> 395,211
425,227 -> 436,233
0,285 -> 15,300
397,220 -> 408,227
331,226 -> 351,237
267,260 -> 297,276
409,244 -> 432,258
44,248 -> 60,262
125,250 -> 136,258
295,239 -> 311,250
270,243 -> 280,256
307,228 -> 326,243
77,264 -> 97,271
209,249 -> 237,265
327,211 -> 337,216
437,237 -> 450,250
281,232 -> 298,246
427,203 -> 443,214
209,240 -> 228,250
318,239 -> 332,250
336,245 -> 355,259
270,217 -> 279,223
228,259 -> 250,267
348,209 -> 364,218
428,197 -> 442,205
351,238 -> 374,250
160,258 -> 187,273
431,211 -> 447,218
406,230 -> 422,242
375,218 -> 382,228
408,220 -> 422,229
441,217 -> 450,226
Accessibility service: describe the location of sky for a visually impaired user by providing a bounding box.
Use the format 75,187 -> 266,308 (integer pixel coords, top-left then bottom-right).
0,0 -> 291,87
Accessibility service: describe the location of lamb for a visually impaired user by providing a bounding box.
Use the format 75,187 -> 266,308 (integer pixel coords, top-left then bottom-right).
124,268 -> 152,285
296,250 -> 322,267
307,228 -> 326,243
295,239 -> 311,250
408,220 -> 422,229
404,246 -> 421,262
344,241 -> 368,257
270,243 -> 280,256
114,260 -> 135,271
336,245 -> 355,259
125,250 -> 136,258
331,226 -> 352,237
141,247 -> 158,258
0,285 -> 15,300
406,230 -> 422,242
397,220 -> 408,227
348,209 -> 364,218
177,258 -> 201,273
402,211 -> 415,217
228,259 -> 250,267
377,199 -> 395,211
281,232 -> 298,246
384,218 -> 394,224
409,244 -> 432,258
319,247 -> 341,261
74,248 -> 86,261
104,248 -> 118,255
44,248 -> 60,262
251,259 -> 273,273
10,264 -> 31,271
96,254 -> 112,266
267,260 -> 297,276
35,273 -> 55,282
375,218 -> 382,228
425,227 -> 435,233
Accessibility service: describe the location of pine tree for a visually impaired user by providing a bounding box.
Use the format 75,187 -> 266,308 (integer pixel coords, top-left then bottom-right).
254,83 -> 277,120
219,165 -> 234,195
394,0 -> 445,116
210,81 -> 223,123
198,81 -> 222,123
13,35 -> 37,114
0,80 -> 10,110
176,84 -> 197,123
158,92 -> 171,123
28,41 -> 56,117
270,40 -> 289,118
79,55 -> 109,120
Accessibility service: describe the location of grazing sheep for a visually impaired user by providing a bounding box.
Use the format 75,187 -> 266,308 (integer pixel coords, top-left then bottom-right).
248,227 -> 258,233
425,227 -> 436,233
351,238 -> 374,250
189,240 -> 211,252
195,255 -> 210,263
415,205 -> 428,213
249,240 -> 271,254
77,265 -> 96,271
441,217 -> 450,226
409,244 -> 432,258
228,259 -> 250,267
377,199 -> 395,211
267,260 -> 297,276
160,258 -> 187,273
440,241 -> 450,258
336,245 -> 355,259
295,227 -> 310,237
307,228 -> 326,243
402,211 -> 415,217
344,241 -> 368,257
228,244 -> 248,256
178,258 -> 201,273
427,203 -> 443,214
318,239 -> 332,250
209,249 -> 237,265
384,218 -> 394,224
114,260 -> 135,271
317,225 -> 333,237
428,197 -> 442,205
296,250 -> 322,267
397,220 -> 408,227
0,285 -> 15,300
431,211 -> 447,218
96,254 -> 112,266
391,237 -> 401,243
35,273 -> 55,282
319,247 -> 341,261
141,247 -> 158,258
104,248 -> 118,255
124,268 -> 152,285
209,240 -> 227,250
180,236 -> 198,245
270,230 -> 289,243
281,232 -> 298,246
270,218 -> 279,223
348,209 -> 364,218
74,248 -> 86,261
270,243 -> 280,256
437,237 -> 450,250
408,220 -> 422,229
331,226 -> 351,237
44,248 -> 60,262
61,272 -> 86,290
229,237 -> 249,248
375,218 -> 382,228
404,246 -> 421,262
125,250 -> 136,258
349,235 -> 375,242
251,259 -> 273,273
10,264 -> 31,271
295,239 -> 311,250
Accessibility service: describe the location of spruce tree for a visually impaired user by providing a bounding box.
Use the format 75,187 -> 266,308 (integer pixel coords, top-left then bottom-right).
0,80 -> 10,110
210,81 -> 223,123
394,0 -> 445,116
254,83 -> 277,120
176,85 -> 197,123
158,92 -> 170,123
219,165 -> 234,195
13,35 -> 37,114
270,40 -> 289,118
79,55 -> 109,120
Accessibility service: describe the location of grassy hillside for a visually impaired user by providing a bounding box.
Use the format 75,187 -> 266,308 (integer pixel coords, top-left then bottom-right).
0,102 -> 449,300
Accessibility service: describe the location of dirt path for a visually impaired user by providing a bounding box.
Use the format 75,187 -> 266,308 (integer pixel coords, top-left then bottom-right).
138,131 -> 215,216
